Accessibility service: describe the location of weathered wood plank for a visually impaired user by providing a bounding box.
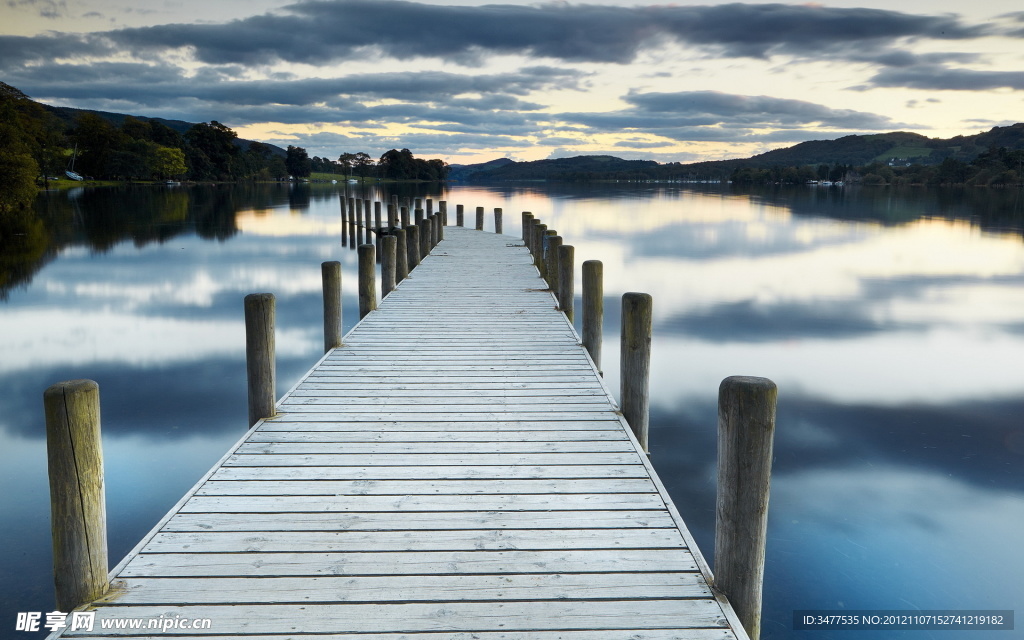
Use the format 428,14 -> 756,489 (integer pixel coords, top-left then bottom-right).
246,430 -> 628,442
194,477 -> 654,495
120,549 -> 700,577
177,492 -> 666,513
234,441 -> 633,455
65,600 -> 729,635
224,453 -> 640,466
209,465 -> 650,480
143,527 -> 685,552
101,572 -> 710,605
163,510 -> 677,532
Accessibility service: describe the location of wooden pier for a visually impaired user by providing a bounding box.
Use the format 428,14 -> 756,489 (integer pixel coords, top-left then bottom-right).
49,223 -> 753,639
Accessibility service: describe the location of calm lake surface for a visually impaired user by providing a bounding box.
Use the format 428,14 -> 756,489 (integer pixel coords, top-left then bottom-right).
2,182 -> 1022,638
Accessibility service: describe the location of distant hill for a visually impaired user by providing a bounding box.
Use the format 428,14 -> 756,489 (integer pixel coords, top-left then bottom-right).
40,103 -> 286,156
455,124 -> 1024,181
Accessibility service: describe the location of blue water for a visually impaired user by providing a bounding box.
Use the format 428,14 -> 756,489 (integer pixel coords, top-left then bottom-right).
2,182 -> 1021,638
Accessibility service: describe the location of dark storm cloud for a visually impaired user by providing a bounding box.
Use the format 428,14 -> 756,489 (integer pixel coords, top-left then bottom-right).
555,90 -> 903,143
0,33 -> 110,67
864,65 -> 1024,91
11,1 -> 985,67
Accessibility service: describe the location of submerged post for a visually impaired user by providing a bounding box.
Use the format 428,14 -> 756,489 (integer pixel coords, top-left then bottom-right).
395,228 -> 408,282
476,206 -> 484,230
381,235 -> 397,298
44,379 -> 108,612
457,204 -> 465,227
321,261 -> 342,353
358,244 -> 377,318
245,292 -> 276,427
494,207 -> 503,234
621,292 -> 651,453
715,376 -> 777,640
582,260 -> 603,372
558,244 -> 574,322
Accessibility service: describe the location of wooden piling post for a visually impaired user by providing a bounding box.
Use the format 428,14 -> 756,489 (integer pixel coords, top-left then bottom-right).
374,202 -> 383,263
44,379 -> 108,612
415,207 -> 424,226
582,260 -> 603,372
476,206 -> 484,230
439,201 -> 448,226
546,235 -> 562,289
358,244 -> 377,318
457,204 -> 464,227
395,228 -> 408,282
494,208 -> 503,234
426,198 -> 433,216
400,205 -> 410,228
437,212 -> 445,241
715,376 -> 777,640
381,235 -> 397,297
420,217 -> 432,257
522,212 -> 534,246
525,217 -> 536,255
244,293 -> 276,427
407,225 -> 420,269
321,261 -> 342,353
390,195 -> 399,225
533,224 -> 547,275
363,199 -> 372,245
621,292 -> 652,453
558,244 -> 574,322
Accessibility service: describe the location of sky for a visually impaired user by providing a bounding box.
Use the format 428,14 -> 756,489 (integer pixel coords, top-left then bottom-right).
2,0 -> 1023,164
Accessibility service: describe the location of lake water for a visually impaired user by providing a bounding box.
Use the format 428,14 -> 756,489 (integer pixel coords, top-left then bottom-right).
2,182 -> 1022,639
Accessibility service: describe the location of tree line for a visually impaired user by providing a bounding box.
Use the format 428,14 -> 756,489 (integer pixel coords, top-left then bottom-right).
0,81 -> 450,213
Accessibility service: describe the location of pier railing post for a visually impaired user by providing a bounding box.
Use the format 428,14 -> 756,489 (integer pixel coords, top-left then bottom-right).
715,376 -> 777,640
457,204 -> 464,227
245,293 -> 276,427
407,225 -> 420,270
439,201 -> 447,226
522,212 -> 533,247
582,260 -> 603,372
358,244 -> 377,318
558,244 -> 574,322
44,379 -> 108,612
533,224 -> 547,274
546,235 -> 562,289
381,235 -> 397,298
395,228 -> 408,282
321,261 -> 342,353
494,208 -> 503,234
420,217 -> 432,257
400,205 -> 410,228
476,206 -> 484,230
621,292 -> 651,453
437,211 -> 445,241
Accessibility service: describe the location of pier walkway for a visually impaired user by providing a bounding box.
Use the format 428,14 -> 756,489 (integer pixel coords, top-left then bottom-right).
57,226 -> 747,639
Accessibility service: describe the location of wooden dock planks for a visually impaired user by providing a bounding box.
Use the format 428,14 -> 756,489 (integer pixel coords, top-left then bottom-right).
54,226 -> 745,639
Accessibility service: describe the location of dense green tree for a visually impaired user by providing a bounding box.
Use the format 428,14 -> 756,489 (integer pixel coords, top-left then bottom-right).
185,121 -> 238,180
285,145 -> 312,178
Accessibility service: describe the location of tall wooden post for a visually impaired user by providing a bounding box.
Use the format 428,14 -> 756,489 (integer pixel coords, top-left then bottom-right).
457,204 -> 464,227
400,205 -> 410,228
44,379 -> 108,612
494,207 -> 503,234
522,212 -> 534,247
245,293 -> 276,427
621,292 -> 651,453
437,212 -> 445,241
340,198 -> 348,247
395,228 -> 408,282
715,376 -> 777,640
439,201 -> 448,226
582,260 -> 603,372
525,217 -> 536,255
545,235 -> 562,289
374,201 -> 382,259
420,217 -> 432,257
321,261 -> 342,353
390,195 -> 399,225
407,225 -> 420,270
381,235 -> 397,298
363,199 -> 372,245
358,244 -> 377,318
558,244 -> 574,322
415,207 -> 424,226
476,206 -> 484,230
533,224 -> 547,276
426,198 -> 433,216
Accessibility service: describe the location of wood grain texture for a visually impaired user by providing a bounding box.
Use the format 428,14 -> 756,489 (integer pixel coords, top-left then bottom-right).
54,226 -> 744,640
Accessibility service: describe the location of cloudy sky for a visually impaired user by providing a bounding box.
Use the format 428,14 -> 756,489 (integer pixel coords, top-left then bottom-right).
2,0 -> 1022,163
